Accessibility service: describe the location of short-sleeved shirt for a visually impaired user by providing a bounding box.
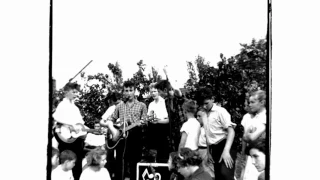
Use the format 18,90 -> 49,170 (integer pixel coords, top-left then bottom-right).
101,105 -> 116,120
84,133 -> 106,147
203,104 -> 236,145
51,165 -> 74,180
147,96 -> 168,120
180,118 -> 201,150
53,98 -> 84,125
241,109 -> 266,133
198,127 -> 207,147
109,99 -> 147,124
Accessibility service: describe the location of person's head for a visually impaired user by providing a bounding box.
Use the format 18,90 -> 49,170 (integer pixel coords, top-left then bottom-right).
182,100 -> 198,118
168,152 -> 181,171
51,148 -> 60,169
196,87 -> 215,112
248,139 -> 266,172
248,90 -> 266,114
196,107 -> 207,126
154,80 -> 173,98
63,82 -> 80,101
85,148 -> 107,170
60,150 -> 77,171
177,148 -> 203,178
149,83 -> 160,100
93,120 -> 101,131
123,80 -> 136,101
107,91 -> 122,106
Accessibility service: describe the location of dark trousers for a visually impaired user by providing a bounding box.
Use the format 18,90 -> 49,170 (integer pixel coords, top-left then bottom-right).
115,128 -> 143,180
209,139 -> 237,180
54,132 -> 84,180
147,124 -> 169,163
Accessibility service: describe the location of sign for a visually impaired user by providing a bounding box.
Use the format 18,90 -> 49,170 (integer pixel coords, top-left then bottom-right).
136,163 -> 170,180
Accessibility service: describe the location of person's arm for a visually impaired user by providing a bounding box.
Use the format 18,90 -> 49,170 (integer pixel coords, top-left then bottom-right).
243,123 -> 266,142
241,139 -> 247,155
178,131 -> 187,152
138,103 -> 148,126
219,127 -> 235,169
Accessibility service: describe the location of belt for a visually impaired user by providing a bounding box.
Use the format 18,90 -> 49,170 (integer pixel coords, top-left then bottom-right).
198,146 -> 207,149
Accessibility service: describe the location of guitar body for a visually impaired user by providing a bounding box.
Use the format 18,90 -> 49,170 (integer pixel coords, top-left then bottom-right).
106,121 -> 129,149
55,123 -> 99,143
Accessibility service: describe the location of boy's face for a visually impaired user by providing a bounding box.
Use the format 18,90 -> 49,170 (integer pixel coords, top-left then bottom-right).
65,159 -> 76,170
94,123 -> 101,130
248,95 -> 264,114
65,89 -> 79,101
150,88 -> 159,100
250,148 -> 265,172
51,154 -> 59,167
196,111 -> 206,126
202,99 -> 214,111
123,86 -> 135,101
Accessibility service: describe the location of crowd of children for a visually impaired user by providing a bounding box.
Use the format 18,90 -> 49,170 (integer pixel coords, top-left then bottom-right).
51,77 -> 267,180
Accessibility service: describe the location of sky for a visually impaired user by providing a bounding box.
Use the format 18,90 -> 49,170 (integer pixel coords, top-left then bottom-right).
53,0 -> 267,90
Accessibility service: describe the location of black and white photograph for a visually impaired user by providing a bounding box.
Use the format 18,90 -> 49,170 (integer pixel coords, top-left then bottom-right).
50,1 -> 269,180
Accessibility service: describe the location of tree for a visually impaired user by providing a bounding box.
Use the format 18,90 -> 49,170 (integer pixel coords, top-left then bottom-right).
184,38 -> 267,152
108,61 -> 123,92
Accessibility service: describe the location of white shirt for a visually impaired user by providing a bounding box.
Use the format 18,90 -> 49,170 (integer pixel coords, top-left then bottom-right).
198,127 -> 207,147
51,165 -> 74,180
147,96 -> 168,120
84,133 -> 106,147
180,118 -> 201,150
203,104 -> 236,145
101,105 -> 116,120
241,109 -> 266,133
80,167 -> 111,180
53,98 -> 84,125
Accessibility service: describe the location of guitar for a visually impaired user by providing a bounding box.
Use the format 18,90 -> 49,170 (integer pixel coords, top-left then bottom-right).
105,114 -> 156,149
55,123 -> 102,143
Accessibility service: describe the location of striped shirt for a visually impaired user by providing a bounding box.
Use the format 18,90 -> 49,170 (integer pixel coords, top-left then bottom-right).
109,99 -> 147,124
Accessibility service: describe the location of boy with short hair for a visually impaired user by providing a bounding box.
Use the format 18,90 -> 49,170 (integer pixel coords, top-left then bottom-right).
178,100 -> 201,152
196,87 -> 237,180
52,150 -> 77,180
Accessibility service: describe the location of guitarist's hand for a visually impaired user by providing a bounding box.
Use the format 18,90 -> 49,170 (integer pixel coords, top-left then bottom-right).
150,117 -> 161,124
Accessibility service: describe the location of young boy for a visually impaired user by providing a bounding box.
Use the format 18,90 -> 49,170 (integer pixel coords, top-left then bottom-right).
178,100 -> 201,152
53,82 -> 87,180
52,148 -> 60,171
52,150 -> 77,180
196,108 -> 215,178
84,120 -> 106,153
196,87 -> 237,180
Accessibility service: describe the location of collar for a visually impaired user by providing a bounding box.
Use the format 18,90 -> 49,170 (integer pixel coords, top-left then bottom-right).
63,98 -> 74,104
209,103 -> 220,112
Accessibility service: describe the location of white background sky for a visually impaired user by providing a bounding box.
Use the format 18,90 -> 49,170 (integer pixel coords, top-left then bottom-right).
53,0 -> 267,90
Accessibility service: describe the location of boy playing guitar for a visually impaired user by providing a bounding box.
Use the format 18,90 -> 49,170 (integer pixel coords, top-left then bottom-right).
52,82 -> 89,180
100,80 -> 148,180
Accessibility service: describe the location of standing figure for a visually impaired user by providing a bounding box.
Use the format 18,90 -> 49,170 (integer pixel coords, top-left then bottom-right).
101,80 -> 148,180
146,82 -> 169,163
52,82 -> 87,180
241,90 -> 266,180
196,87 -> 237,180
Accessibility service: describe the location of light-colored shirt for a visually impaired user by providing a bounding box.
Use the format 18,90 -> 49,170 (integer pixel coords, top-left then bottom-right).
80,167 -> 111,180
241,109 -> 266,133
180,118 -> 201,150
84,133 -> 106,147
147,96 -> 168,120
203,104 -> 236,145
51,165 -> 74,180
53,98 -> 84,125
198,127 -> 207,147
101,105 -> 116,120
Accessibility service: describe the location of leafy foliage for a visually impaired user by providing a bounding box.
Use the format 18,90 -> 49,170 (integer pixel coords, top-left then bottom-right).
184,38 -> 267,151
